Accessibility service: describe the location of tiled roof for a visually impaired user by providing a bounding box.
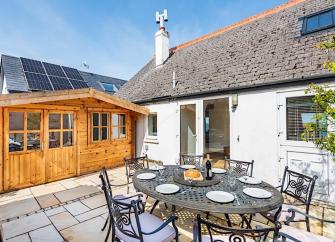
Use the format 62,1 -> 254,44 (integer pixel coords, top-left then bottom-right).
116,0 -> 335,103
0,54 -> 126,93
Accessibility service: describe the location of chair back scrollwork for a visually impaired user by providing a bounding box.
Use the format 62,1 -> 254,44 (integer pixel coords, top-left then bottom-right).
124,155 -> 149,184
228,159 -> 254,176
194,214 -> 281,242
180,154 -> 203,168
280,166 -> 318,205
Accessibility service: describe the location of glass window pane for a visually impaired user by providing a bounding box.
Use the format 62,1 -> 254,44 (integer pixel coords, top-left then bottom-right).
63,131 -> 73,147
27,113 -> 41,130
101,113 -> 108,126
49,131 -> 60,148
63,113 -> 73,129
27,133 -> 40,150
9,112 -> 24,131
119,114 -> 126,126
93,113 -> 100,126
49,113 -> 61,129
112,114 -> 118,126
286,96 -> 327,141
101,127 -> 108,140
306,15 -> 319,31
120,127 -> 126,138
112,127 -> 119,139
319,11 -> 333,27
148,113 -> 157,136
9,133 -> 24,152
93,127 -> 100,141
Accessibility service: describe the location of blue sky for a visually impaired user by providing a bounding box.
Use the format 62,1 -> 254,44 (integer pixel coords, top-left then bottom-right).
1,0 -> 287,80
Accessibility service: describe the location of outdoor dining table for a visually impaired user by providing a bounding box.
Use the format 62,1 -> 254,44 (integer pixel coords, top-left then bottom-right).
133,165 -> 284,227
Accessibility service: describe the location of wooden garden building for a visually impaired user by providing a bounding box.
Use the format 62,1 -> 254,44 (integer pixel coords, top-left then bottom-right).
0,88 -> 148,192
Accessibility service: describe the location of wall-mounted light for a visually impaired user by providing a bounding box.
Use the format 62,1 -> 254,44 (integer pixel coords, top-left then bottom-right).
232,94 -> 238,109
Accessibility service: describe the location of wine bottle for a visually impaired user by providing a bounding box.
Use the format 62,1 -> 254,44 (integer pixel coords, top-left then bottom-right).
206,159 -> 213,180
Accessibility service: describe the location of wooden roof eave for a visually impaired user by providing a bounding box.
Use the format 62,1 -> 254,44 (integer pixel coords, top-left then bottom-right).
0,88 -> 149,115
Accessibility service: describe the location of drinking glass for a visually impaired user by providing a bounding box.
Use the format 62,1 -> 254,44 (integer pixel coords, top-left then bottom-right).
228,176 -> 237,191
159,167 -> 165,181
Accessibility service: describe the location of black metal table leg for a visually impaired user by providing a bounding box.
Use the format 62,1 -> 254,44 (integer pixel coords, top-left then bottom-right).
150,200 -> 160,214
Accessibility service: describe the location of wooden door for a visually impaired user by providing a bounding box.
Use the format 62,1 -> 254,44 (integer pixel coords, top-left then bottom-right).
45,110 -> 77,181
4,108 -> 45,190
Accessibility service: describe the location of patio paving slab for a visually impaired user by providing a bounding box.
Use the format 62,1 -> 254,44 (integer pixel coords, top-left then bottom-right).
49,212 -> 78,231
29,225 -> 63,242
30,184 -> 66,198
1,212 -> 50,239
75,206 -> 107,222
64,201 -> 90,216
60,216 -> 108,242
81,193 -> 106,209
0,197 -> 41,221
53,185 -> 100,203
5,233 -> 31,242
35,194 -> 60,208
59,180 -> 80,190
45,207 -> 66,217
0,189 -> 32,206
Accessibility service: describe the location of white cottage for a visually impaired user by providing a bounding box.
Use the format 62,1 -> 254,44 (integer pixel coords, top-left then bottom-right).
116,0 -> 335,203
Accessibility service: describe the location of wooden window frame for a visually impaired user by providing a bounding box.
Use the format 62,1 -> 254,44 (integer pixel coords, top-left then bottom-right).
7,109 -> 42,154
88,111 -> 128,143
91,112 -> 109,143
111,113 -> 127,140
48,111 -> 74,149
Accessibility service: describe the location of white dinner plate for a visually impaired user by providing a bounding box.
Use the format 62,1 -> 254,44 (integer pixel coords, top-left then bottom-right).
206,191 -> 235,203
155,184 -> 180,194
243,188 -> 272,199
149,165 -> 165,171
136,173 -> 156,180
238,176 -> 262,185
180,164 -> 196,169
212,168 -> 226,174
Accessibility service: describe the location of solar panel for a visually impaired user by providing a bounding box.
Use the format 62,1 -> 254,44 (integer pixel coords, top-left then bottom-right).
69,79 -> 89,89
62,66 -> 84,80
43,62 -> 66,77
49,76 -> 73,90
24,72 -> 53,91
20,58 -> 46,74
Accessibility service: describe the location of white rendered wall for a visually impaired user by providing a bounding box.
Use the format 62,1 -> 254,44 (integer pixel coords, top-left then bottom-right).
135,84 -> 335,202
229,90 -> 279,185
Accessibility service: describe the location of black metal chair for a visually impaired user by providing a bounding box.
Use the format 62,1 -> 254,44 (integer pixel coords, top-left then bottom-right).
262,166 -> 318,232
101,174 -> 179,242
99,168 -> 146,242
180,154 -> 203,168
193,214 -> 281,242
278,208 -> 335,242
227,159 -> 254,176
124,155 -> 149,186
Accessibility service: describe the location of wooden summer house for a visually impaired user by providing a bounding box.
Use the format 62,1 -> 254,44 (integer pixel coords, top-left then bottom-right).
0,88 -> 148,192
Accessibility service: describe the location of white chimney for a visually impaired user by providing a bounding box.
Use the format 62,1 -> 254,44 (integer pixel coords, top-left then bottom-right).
155,9 -> 169,67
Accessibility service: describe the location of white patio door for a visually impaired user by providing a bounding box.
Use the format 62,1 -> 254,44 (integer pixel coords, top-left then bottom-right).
180,104 -> 197,154
277,90 -> 332,201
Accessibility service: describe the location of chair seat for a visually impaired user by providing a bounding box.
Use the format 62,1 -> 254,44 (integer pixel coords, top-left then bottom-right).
264,204 -> 306,222
279,225 -> 334,242
115,212 -> 176,242
114,192 -> 147,204
201,235 -> 255,242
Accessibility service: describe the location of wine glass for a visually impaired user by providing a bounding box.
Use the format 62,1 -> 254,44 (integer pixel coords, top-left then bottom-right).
228,176 -> 237,191
158,166 -> 165,181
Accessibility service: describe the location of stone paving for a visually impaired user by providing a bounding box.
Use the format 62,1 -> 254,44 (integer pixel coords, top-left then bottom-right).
0,166 -> 334,242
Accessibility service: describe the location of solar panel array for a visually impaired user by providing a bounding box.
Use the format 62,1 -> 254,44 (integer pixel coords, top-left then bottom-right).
20,57 -> 89,91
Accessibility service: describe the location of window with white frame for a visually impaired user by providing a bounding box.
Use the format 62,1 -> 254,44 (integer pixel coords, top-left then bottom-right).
148,113 -> 157,137
286,96 -> 327,141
